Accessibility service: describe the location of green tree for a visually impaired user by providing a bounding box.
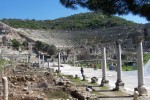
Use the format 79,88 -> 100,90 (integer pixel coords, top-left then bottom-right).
35,41 -> 44,50
47,45 -> 57,56
59,0 -> 150,21
35,41 -> 56,56
11,39 -> 20,50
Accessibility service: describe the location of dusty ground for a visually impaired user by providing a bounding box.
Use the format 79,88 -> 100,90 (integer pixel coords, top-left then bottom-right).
0,63 -> 72,100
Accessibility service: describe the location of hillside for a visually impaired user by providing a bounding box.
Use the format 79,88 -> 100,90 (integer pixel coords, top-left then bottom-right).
0,11 -> 149,52
1,12 -> 137,30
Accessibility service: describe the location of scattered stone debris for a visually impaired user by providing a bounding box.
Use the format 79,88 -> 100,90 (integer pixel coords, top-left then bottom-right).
0,63 -> 97,100
91,77 -> 98,83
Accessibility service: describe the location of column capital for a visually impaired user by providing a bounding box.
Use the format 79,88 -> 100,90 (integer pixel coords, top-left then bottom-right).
116,39 -> 122,45
132,30 -> 144,43
134,35 -> 144,43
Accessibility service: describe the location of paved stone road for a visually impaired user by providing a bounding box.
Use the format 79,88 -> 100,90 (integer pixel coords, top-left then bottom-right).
49,63 -> 150,100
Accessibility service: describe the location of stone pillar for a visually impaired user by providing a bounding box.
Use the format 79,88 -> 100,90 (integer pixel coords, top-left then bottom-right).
101,47 -> 109,86
2,77 -> 8,100
26,54 -> 28,63
58,52 -> 61,73
28,54 -> 31,67
38,51 -> 41,68
136,36 -> 147,96
48,60 -> 50,68
42,54 -> 45,67
73,53 -> 75,66
115,40 -> 124,90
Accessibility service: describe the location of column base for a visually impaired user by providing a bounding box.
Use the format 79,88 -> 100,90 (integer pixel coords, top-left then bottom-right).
137,85 -> 148,96
100,78 -> 109,86
56,70 -> 61,73
114,80 -> 124,90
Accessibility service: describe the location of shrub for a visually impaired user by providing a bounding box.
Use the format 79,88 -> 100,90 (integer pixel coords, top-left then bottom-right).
11,39 -> 20,50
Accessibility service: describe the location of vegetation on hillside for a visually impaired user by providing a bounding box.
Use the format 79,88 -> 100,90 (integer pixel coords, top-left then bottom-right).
34,41 -> 57,56
11,39 -> 21,50
60,0 -> 150,21
11,39 -> 29,50
1,12 -> 136,30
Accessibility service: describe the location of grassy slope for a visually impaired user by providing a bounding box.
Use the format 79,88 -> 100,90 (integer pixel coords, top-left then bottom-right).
1,12 -> 137,30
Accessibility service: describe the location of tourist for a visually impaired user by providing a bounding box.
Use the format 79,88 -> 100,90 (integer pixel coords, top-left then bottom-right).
80,66 -> 84,77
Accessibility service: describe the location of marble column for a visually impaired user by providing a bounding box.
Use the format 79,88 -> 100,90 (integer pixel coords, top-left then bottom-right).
42,54 -> 44,67
38,51 -> 41,68
48,60 -> 50,68
58,52 -> 61,73
136,36 -> 147,96
2,77 -> 8,100
73,53 -> 75,66
26,54 -> 28,63
28,54 -> 31,67
101,47 -> 109,86
115,40 -> 124,90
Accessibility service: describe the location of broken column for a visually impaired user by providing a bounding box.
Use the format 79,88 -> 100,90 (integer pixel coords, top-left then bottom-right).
28,54 -> 31,67
135,36 -> 147,96
26,54 -> 28,63
115,40 -> 124,90
73,53 -> 75,66
58,51 -> 61,73
42,54 -> 45,67
2,77 -> 8,100
47,59 -> 50,68
38,51 -> 41,68
101,47 -> 109,86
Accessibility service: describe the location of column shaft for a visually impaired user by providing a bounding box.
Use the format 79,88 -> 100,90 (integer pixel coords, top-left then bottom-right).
115,42 -> 124,90
48,61 -> 50,68
42,54 -> 44,67
101,47 -> 109,86
136,42 -> 147,95
26,55 -> 28,63
117,44 -> 122,81
73,53 -> 75,66
38,52 -> 40,68
102,47 -> 106,79
137,42 -> 144,86
2,77 -> 8,100
58,52 -> 60,72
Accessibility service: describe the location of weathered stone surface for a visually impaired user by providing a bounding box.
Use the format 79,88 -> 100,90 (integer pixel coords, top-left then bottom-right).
91,77 -> 98,83
23,87 -> 28,91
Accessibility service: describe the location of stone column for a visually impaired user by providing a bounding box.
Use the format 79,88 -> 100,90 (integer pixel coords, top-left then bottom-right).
28,54 -> 31,67
101,47 -> 109,86
38,51 -> 41,68
73,53 -> 75,66
58,52 -> 61,73
48,60 -> 50,68
135,36 -> 147,96
42,54 -> 45,67
26,54 -> 28,63
115,40 -> 124,90
2,77 -> 8,100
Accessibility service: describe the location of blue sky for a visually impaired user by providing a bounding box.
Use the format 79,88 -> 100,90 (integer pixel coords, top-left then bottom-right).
0,0 -> 148,24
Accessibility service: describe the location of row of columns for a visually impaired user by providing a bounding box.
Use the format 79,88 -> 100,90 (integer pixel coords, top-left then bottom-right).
37,38 -> 147,96
38,51 -> 61,73
1,39 -> 147,100
101,39 -> 147,95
